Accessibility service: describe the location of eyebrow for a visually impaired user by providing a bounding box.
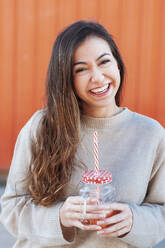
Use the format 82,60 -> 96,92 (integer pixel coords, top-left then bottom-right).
73,52 -> 111,66
96,53 -> 111,61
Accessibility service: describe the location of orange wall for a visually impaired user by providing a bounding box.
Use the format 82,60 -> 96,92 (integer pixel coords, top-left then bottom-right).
1,0 -> 165,169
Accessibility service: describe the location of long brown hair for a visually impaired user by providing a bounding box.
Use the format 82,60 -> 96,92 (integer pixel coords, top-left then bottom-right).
26,20 -> 125,206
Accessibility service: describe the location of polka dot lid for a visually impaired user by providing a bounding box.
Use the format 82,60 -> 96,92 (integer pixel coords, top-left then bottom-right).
82,169 -> 112,184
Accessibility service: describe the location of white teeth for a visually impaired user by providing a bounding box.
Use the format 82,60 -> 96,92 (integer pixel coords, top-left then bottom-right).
91,84 -> 109,93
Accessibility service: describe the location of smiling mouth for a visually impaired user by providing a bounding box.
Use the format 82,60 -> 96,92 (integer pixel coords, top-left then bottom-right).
89,83 -> 111,96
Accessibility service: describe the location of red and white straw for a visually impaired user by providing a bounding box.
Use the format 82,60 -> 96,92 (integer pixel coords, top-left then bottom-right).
94,131 -> 99,174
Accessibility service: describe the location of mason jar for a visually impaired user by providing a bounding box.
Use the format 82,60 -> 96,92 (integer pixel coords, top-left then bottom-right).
79,169 -> 116,227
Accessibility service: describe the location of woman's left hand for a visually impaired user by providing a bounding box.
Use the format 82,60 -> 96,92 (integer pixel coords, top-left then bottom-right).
97,202 -> 133,237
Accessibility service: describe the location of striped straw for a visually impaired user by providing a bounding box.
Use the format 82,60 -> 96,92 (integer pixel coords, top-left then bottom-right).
94,131 -> 99,174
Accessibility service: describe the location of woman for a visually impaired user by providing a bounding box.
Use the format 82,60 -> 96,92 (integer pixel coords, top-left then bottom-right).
1,20 -> 165,248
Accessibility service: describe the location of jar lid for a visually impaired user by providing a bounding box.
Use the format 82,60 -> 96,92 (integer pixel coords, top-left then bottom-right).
82,169 -> 112,184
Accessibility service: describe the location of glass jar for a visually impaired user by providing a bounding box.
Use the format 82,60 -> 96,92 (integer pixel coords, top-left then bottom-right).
79,169 -> 116,227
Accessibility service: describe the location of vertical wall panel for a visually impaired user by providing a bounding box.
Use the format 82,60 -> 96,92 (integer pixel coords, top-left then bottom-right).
0,0 -> 15,167
14,0 -> 37,135
56,0 -> 78,30
117,0 -> 142,110
78,0 -> 99,20
155,0 -> 165,124
1,0 -> 165,169
36,0 -> 58,110
135,0 -> 157,116
99,0 -> 121,37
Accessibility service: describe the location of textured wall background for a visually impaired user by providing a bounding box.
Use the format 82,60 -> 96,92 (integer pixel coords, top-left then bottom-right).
1,0 -> 165,168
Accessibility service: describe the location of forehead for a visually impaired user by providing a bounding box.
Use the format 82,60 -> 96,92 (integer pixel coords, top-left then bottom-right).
73,36 -> 112,61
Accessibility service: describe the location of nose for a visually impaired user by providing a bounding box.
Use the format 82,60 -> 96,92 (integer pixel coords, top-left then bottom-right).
90,68 -> 104,84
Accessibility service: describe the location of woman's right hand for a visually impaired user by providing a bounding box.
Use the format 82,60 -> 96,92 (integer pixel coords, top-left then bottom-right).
59,196 -> 108,231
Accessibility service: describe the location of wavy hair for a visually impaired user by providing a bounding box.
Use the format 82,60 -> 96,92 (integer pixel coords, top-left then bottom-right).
26,20 -> 125,206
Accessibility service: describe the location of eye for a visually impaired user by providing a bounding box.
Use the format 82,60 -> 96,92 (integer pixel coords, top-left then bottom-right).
75,67 -> 87,73
100,59 -> 111,65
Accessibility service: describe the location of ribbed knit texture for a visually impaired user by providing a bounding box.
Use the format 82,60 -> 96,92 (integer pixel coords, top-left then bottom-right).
0,108 -> 165,248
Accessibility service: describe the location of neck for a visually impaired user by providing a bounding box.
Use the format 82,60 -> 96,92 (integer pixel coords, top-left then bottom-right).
82,104 -> 121,118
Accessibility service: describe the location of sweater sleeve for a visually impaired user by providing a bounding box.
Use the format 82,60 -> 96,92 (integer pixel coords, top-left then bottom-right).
120,133 -> 165,248
0,112 -> 76,246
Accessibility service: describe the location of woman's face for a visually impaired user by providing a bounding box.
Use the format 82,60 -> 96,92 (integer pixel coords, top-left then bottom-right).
73,36 -> 121,117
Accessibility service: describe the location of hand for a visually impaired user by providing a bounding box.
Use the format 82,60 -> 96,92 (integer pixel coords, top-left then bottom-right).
60,196 -> 108,231
97,202 -> 133,237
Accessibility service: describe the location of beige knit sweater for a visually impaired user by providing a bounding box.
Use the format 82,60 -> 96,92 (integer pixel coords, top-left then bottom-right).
1,108 -> 165,248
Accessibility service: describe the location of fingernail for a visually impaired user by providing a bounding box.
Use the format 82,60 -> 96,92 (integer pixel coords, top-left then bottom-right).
96,226 -> 102,230
97,221 -> 103,225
